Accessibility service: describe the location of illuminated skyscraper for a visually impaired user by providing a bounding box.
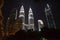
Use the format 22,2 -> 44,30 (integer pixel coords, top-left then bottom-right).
19,5 -> 26,30
28,8 -> 35,31
45,4 -> 56,29
38,20 -> 44,31
6,9 -> 23,36
13,9 -> 20,33
6,17 -> 13,36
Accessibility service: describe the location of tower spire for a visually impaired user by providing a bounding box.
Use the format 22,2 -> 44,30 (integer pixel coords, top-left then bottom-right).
19,5 -> 25,18
20,5 -> 24,13
47,4 -> 50,8
28,8 -> 33,19
15,9 -> 18,20
29,8 -> 33,13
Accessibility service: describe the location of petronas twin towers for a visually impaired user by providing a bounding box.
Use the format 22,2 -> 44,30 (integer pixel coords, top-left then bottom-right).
16,5 -> 35,31
6,5 -> 35,36
6,4 -> 56,35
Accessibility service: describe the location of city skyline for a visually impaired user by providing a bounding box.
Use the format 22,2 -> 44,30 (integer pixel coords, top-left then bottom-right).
0,0 -> 59,39
2,0 -> 59,29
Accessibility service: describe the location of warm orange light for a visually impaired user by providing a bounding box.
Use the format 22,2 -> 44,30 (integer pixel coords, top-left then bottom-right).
6,32 -> 15,37
0,0 -> 4,39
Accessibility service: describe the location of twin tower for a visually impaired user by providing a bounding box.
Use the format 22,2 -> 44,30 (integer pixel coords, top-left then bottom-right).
17,5 -> 35,31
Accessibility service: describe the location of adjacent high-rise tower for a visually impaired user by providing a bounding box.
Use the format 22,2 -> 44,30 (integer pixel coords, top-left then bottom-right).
19,5 -> 26,30
38,20 -> 44,31
28,8 -> 35,31
45,4 -> 56,29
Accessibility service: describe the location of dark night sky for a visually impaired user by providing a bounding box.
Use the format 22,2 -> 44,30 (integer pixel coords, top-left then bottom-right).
2,0 -> 60,29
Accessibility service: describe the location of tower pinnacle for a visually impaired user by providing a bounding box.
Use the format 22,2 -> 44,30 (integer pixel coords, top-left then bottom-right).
29,8 -> 33,13
20,5 -> 24,13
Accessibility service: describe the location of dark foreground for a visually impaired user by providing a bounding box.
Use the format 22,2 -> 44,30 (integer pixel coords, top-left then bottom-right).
3,29 -> 60,40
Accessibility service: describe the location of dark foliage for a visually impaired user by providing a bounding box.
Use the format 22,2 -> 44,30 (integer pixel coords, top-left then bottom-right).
5,29 -> 60,40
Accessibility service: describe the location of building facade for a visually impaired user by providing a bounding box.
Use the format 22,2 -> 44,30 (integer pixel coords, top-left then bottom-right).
28,8 -> 35,31
45,4 -> 56,29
